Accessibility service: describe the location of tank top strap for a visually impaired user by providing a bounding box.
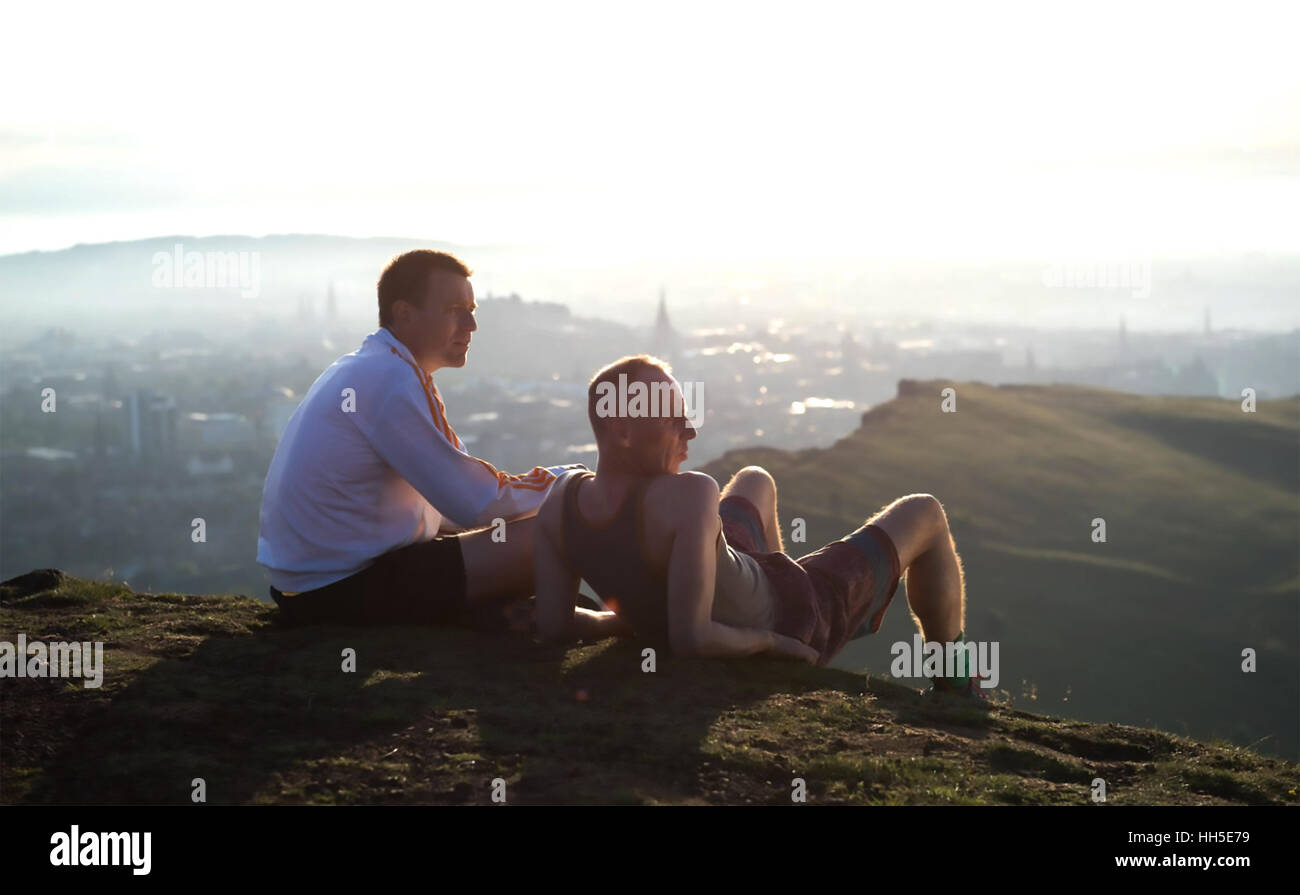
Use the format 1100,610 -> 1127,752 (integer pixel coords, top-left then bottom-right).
561,469 -> 593,517
554,469 -> 588,576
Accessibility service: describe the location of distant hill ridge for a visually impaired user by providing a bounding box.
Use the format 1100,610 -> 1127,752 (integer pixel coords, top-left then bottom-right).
0,234 -> 505,319
0,233 -> 468,262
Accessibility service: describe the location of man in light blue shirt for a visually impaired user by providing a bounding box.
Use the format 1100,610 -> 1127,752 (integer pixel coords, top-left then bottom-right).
258,249 -> 583,628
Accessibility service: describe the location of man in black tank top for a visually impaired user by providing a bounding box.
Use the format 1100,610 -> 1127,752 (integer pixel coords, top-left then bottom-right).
532,355 -> 819,661
533,355 -> 979,695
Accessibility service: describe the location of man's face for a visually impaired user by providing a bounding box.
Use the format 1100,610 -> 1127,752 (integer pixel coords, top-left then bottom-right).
396,271 -> 477,371
623,371 -> 697,475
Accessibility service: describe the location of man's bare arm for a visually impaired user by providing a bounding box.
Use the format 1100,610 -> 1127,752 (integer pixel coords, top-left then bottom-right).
665,474 -> 816,661
534,477 -> 632,643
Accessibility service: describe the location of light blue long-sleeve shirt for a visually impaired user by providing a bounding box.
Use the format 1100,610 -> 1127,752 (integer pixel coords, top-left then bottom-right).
257,327 -> 569,593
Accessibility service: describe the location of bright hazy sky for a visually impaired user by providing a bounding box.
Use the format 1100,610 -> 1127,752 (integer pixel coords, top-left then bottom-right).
2,0 -> 1297,260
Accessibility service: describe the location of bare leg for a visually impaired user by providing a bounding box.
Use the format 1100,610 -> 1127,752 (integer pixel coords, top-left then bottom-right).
721,465 -> 785,552
867,494 -> 964,643
457,515 -> 538,605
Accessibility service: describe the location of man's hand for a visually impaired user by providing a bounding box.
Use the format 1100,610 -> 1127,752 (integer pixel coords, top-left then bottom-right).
765,632 -> 820,663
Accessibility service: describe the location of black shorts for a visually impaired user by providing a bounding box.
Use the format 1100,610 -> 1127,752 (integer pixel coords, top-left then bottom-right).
270,535 -> 468,626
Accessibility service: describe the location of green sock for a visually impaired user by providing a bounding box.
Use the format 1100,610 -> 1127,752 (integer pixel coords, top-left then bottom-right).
939,630 -> 970,689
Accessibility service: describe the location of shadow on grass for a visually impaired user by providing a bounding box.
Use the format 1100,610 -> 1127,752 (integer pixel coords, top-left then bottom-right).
21,605 -> 875,805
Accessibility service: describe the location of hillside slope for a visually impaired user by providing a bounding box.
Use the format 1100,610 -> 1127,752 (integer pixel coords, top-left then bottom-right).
1,571 -> 1295,805
701,380 -> 1300,759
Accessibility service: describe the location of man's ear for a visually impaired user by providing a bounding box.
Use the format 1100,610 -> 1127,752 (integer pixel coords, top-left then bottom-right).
391,298 -> 410,327
610,419 -> 632,448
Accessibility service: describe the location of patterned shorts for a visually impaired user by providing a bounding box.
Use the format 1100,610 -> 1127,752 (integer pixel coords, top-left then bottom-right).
718,495 -> 901,665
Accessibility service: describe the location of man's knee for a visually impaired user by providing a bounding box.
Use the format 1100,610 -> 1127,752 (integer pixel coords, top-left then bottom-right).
904,492 -> 944,514
729,465 -> 776,497
878,493 -> 947,538
867,494 -> 951,568
906,493 -> 947,529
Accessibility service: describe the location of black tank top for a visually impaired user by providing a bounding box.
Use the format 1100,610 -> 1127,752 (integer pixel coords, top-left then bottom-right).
559,471 -> 671,648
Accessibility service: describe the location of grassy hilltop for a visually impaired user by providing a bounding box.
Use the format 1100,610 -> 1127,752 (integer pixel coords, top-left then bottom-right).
701,379 -> 1300,760
1,569 -> 1296,806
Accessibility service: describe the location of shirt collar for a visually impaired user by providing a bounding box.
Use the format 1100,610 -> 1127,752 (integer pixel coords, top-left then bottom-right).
370,326 -> 420,368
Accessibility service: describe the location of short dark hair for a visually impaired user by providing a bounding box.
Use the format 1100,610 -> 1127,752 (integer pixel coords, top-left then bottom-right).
377,250 -> 472,326
587,354 -> 674,437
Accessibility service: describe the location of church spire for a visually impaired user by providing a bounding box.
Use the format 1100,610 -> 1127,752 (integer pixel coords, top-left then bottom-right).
652,287 -> 677,362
